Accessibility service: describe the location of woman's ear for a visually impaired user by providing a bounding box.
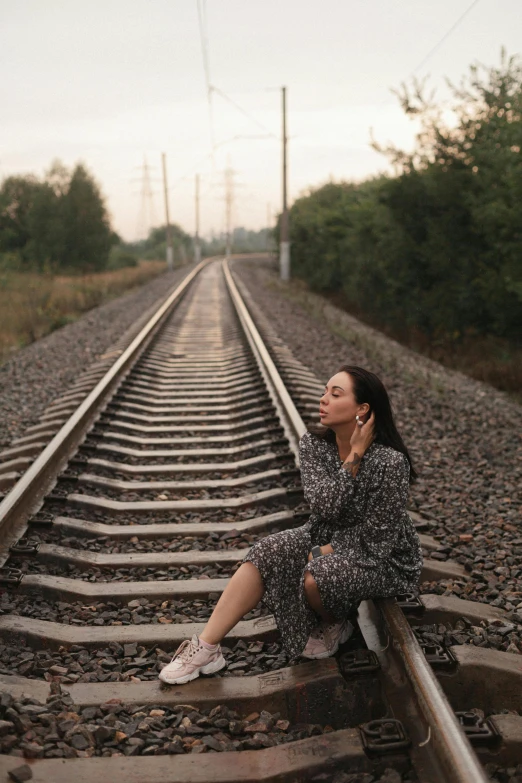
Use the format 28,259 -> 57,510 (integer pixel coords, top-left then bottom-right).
358,403 -> 370,417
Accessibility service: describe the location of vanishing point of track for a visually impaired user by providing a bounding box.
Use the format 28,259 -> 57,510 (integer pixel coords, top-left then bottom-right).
0,258 -> 519,782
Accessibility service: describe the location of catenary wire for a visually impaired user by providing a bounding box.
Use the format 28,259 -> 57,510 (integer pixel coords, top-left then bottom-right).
411,0 -> 481,75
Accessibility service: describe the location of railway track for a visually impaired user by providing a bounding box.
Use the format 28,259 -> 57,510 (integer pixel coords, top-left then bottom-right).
0,257 -> 520,782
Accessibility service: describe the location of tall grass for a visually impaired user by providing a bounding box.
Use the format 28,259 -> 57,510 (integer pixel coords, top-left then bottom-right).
0,260 -> 166,364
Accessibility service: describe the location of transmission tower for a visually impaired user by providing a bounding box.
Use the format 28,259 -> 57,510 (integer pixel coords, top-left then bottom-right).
136,156 -> 157,241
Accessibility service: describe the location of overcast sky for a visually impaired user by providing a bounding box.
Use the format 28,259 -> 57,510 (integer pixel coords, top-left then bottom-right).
1,1 -> 520,241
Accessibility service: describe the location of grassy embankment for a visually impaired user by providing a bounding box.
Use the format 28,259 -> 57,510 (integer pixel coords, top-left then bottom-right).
0,260 -> 166,365
261,265 -> 522,402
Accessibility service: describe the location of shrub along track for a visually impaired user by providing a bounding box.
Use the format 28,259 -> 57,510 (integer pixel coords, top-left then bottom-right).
0,258 -> 519,782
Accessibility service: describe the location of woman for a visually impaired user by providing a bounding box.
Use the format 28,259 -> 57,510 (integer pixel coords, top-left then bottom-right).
159,365 -> 423,684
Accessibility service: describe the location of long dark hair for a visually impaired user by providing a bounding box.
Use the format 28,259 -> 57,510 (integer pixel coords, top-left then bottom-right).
310,365 -> 417,483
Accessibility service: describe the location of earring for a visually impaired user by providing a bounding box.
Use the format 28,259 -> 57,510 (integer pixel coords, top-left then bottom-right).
356,414 -> 363,427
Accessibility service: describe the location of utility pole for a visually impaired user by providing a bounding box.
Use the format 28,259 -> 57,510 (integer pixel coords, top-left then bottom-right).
266,202 -> 271,258
280,86 -> 290,281
224,163 -> 233,261
194,174 -> 201,264
161,153 -> 174,270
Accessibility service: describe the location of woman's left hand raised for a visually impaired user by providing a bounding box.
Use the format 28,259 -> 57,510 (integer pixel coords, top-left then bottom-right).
350,411 -> 375,454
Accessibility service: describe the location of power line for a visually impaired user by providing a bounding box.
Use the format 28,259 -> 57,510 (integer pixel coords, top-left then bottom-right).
196,0 -> 215,150
214,133 -> 275,149
411,0 -> 481,76
211,85 -> 278,139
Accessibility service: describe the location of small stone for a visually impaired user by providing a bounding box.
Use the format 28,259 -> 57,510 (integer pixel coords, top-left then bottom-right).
202,735 -> 224,751
227,662 -> 246,671
165,738 -> 184,754
18,705 -> 49,716
94,725 -> 115,742
8,765 -> 33,782
0,720 -> 15,736
70,734 -> 90,751
186,725 -> 204,735
242,736 -> 263,750
127,737 -> 145,747
48,665 -> 68,676
20,741 -> 44,758
244,721 -> 270,734
100,700 -> 123,714
252,732 -> 274,747
220,529 -> 241,541
1,693 -> 14,710
380,769 -> 402,783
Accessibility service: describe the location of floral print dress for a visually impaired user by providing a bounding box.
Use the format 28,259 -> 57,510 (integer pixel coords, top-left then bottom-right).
243,431 -> 423,658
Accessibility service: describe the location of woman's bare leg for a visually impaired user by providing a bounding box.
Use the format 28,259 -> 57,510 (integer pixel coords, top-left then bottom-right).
199,562 -> 265,645
303,571 -> 336,623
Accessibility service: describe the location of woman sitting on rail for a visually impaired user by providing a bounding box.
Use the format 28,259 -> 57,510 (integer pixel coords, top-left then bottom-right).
159,365 -> 423,685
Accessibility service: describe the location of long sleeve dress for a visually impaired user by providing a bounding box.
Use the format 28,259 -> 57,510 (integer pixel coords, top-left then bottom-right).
243,431 -> 423,658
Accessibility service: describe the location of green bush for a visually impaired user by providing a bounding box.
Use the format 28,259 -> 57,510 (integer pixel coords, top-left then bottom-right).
0,161 -> 113,274
279,52 -> 522,344
106,247 -> 138,270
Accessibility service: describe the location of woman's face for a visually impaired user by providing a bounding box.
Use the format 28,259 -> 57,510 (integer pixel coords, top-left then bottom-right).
319,371 -> 369,429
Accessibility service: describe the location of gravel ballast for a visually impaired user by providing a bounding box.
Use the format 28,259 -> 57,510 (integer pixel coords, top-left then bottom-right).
0,265 -> 192,450
0,688 -> 329,756
0,638 -> 294,683
9,559 -> 241,582
18,529 -> 263,553
0,593 -> 264,627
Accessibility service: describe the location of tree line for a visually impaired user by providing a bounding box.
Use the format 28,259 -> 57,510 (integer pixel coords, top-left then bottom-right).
280,52 -> 522,344
0,161 -> 120,274
0,159 -> 271,274
0,161 -> 197,274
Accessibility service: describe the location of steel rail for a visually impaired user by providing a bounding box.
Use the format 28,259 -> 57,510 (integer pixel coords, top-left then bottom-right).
223,260 -> 306,464
0,258 -> 213,562
378,599 -> 489,783
225,259 -> 489,783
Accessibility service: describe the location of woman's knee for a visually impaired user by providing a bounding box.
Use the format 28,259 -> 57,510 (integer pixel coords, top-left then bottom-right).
303,570 -> 318,596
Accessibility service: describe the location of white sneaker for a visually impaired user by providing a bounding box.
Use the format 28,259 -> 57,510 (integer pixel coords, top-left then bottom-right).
158,635 -> 226,685
301,619 -> 354,659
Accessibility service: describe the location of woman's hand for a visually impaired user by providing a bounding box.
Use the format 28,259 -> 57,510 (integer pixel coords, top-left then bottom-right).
341,412 -> 375,477
349,411 -> 375,454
